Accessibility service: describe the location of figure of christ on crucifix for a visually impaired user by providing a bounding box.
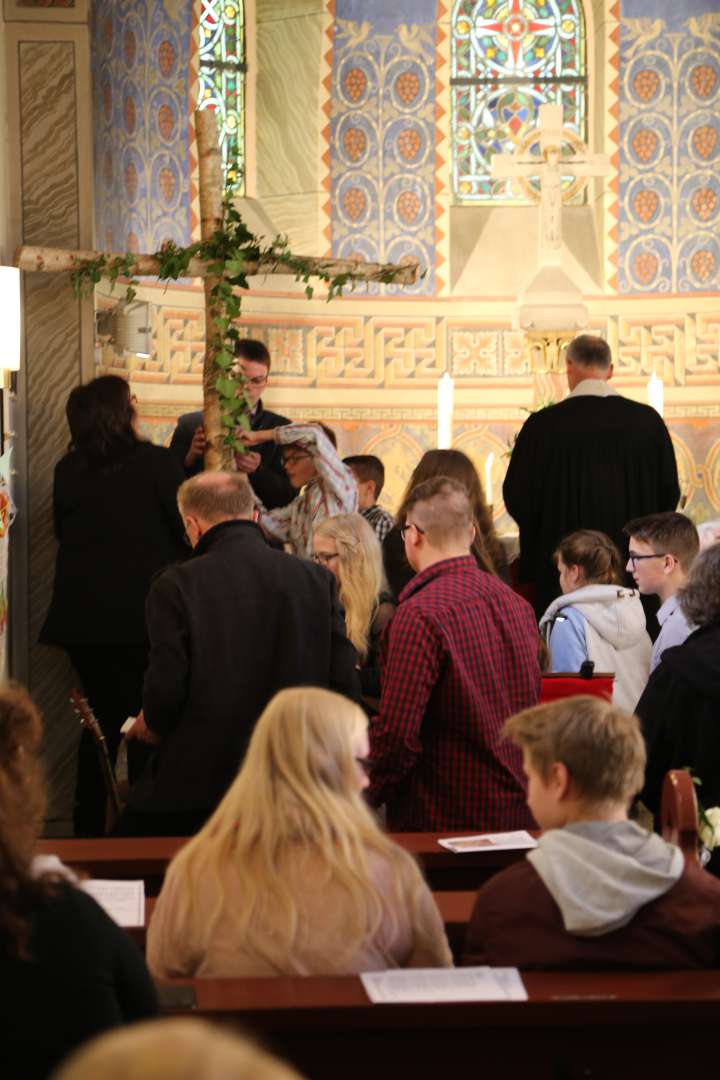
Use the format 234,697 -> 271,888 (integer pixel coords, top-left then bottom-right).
14,110 -> 418,472
491,103 -> 610,268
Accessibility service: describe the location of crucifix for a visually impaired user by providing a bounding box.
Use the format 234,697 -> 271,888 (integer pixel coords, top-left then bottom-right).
491,103 -> 610,268
14,110 -> 418,470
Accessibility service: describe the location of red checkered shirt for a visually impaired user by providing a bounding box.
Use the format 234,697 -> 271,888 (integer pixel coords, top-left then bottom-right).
368,555 -> 541,831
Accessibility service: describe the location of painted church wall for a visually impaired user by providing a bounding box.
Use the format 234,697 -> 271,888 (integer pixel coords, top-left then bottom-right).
93,0 -> 720,533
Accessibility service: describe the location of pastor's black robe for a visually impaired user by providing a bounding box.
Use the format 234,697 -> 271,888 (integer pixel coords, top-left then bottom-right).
503,385 -> 680,618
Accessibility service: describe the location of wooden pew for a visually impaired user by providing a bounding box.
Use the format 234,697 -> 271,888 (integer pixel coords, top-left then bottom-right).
37,833 -> 533,892
155,970 -> 720,1080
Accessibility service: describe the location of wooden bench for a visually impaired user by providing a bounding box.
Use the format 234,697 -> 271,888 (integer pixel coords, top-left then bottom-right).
37,833 -> 533,892
155,970 -> 720,1080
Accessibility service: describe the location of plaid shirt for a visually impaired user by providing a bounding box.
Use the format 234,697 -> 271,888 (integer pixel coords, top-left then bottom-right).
368,555 -> 540,831
362,504 -> 395,544
256,423 -> 358,557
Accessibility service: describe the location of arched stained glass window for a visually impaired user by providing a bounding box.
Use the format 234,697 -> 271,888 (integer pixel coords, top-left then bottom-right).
199,0 -> 246,188
451,0 -> 587,203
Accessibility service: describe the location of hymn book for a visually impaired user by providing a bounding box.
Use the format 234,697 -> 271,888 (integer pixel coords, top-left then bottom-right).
81,879 -> 145,927
437,830 -> 537,854
360,968 -> 527,1004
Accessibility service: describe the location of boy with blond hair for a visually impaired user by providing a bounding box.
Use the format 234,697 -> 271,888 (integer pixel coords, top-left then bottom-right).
462,696 -> 720,970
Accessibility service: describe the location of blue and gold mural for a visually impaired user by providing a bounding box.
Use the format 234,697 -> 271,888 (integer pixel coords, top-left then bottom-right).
329,0 -> 438,295
617,1 -> 720,293
91,0 -> 195,253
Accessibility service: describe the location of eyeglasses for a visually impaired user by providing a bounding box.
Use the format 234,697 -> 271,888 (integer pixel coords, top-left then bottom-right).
400,520 -> 425,540
283,451 -> 312,468
311,551 -> 339,566
627,551 -> 669,570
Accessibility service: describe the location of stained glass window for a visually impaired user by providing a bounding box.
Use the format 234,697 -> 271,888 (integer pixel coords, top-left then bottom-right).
451,0 -> 587,203
199,0 -> 246,188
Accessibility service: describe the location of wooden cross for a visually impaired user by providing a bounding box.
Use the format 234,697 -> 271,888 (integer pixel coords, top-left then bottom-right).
14,111 -> 418,470
491,104 -> 609,268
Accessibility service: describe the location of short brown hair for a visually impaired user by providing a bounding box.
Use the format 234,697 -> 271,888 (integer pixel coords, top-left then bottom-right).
554,529 -> 623,586
567,334 -> 611,370
624,512 -> 699,573
343,455 -> 385,499
178,472 -> 253,522
234,338 -> 271,370
405,476 -> 473,547
504,696 -> 646,803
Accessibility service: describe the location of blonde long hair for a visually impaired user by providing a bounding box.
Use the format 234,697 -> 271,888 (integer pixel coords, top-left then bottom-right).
314,514 -> 385,659
165,688 -> 426,973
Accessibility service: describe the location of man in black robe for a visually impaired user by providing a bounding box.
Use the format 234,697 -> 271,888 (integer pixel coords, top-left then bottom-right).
503,334 -> 680,619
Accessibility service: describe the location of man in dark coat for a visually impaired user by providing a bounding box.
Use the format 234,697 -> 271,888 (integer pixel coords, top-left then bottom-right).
121,472 -> 360,836
503,334 -> 680,618
168,338 -> 295,510
635,545 -> 720,821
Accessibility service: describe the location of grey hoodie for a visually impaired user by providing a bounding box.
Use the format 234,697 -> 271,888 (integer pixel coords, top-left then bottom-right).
540,584 -> 652,711
528,820 -> 684,936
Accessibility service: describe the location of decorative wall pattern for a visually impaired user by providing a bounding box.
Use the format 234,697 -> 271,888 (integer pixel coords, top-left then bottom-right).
91,0 -> 195,253
618,8 -> 720,293
329,0 -> 438,294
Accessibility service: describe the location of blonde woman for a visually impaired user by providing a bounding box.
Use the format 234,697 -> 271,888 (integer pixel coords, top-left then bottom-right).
313,513 -> 395,699
147,687 -> 452,978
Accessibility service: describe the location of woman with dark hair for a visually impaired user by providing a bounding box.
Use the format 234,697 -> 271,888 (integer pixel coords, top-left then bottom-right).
40,376 -> 186,835
637,545 -> 720,822
382,448 -> 507,598
539,529 -> 651,712
0,683 -> 157,1079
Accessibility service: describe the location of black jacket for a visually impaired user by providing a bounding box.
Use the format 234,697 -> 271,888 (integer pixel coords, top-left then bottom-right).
2,882 -> 157,1080
636,622 -> 720,815
40,441 -> 186,646
130,520 -> 361,815
168,403 -> 295,509
503,392 -> 680,617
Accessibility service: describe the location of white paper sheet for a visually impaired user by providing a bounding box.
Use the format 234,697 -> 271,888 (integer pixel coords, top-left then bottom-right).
437,830 -> 537,854
360,967 -> 527,1004
81,879 -> 145,927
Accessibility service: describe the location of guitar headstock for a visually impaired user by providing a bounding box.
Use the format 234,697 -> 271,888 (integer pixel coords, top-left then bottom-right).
70,689 -> 103,741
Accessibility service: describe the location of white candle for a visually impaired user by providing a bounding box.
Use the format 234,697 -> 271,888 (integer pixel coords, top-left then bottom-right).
437,372 -> 454,449
485,452 -> 495,505
0,267 -> 21,370
647,372 -> 664,417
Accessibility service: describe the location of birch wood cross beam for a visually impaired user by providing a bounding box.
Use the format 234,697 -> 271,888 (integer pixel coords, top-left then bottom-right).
13,109 -> 419,469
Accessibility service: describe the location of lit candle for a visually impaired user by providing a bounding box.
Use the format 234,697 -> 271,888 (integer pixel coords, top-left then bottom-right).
437,372 -> 454,449
485,452 -> 495,505
647,372 -> 664,417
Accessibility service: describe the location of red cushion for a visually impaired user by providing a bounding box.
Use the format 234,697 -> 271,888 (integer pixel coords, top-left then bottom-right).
540,675 -> 614,703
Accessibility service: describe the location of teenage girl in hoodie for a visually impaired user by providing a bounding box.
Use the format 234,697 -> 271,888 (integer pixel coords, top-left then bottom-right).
539,530 -> 651,712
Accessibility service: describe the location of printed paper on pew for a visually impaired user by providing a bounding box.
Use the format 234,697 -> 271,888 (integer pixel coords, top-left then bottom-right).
438,830 -> 537,853
81,879 -> 145,927
361,967 -> 527,1004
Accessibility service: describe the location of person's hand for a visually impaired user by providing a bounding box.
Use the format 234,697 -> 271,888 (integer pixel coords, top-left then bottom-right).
124,710 -> 161,746
237,428 -> 274,447
235,450 -> 261,474
185,426 -> 206,468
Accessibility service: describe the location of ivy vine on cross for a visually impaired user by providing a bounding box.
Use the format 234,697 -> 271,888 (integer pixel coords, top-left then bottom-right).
14,110 -> 420,470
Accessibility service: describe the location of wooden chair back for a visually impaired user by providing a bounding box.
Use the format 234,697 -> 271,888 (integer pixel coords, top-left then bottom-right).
660,769 -> 699,863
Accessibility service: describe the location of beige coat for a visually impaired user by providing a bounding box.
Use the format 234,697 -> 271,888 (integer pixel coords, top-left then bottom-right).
148,846 -> 452,978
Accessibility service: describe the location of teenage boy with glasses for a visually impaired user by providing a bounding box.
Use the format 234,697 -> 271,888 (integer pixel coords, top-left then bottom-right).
624,512 -> 700,671
168,339 -> 294,510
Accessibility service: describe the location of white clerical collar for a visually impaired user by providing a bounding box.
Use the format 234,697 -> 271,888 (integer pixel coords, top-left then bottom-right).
568,378 -> 619,399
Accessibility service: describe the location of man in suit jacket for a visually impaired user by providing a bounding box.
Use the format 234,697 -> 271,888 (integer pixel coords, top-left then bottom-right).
121,472 -> 360,836
168,338 -> 295,510
503,334 -> 680,618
